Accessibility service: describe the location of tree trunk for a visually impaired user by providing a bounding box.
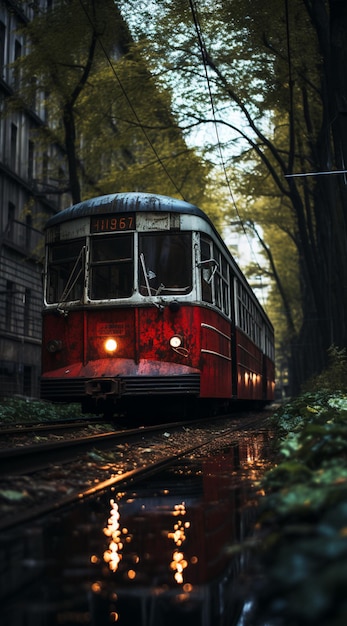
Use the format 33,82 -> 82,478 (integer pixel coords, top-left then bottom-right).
63,103 -> 81,205
287,0 -> 347,392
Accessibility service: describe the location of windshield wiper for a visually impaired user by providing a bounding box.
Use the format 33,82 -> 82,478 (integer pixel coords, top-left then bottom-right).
140,253 -> 163,309
140,253 -> 152,298
57,246 -> 85,314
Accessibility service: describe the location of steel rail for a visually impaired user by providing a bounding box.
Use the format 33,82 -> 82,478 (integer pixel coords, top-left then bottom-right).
0,417 -> 111,436
0,414 -> 267,532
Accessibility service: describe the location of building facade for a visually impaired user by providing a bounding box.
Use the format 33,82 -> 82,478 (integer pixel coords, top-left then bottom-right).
0,0 -> 70,397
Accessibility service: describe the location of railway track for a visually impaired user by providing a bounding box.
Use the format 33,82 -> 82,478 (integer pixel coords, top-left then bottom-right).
0,413 -> 270,532
0,418 -> 200,475
0,417 -> 113,437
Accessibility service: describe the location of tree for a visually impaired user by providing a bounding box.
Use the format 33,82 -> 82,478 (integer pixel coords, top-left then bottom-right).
119,0 -> 347,391
12,0 -> 210,205
14,0 -> 125,203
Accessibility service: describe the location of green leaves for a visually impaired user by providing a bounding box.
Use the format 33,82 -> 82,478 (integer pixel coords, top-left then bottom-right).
0,398 -> 81,423
253,391 -> 347,625
10,0 -> 210,205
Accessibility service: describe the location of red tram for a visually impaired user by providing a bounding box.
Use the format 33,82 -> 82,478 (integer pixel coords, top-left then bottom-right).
40,192 -> 275,416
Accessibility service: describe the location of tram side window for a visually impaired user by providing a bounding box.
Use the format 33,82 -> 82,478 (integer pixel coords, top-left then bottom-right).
200,237 -> 230,316
139,232 -> 192,295
214,245 -> 222,310
221,256 -> 230,316
236,281 -> 262,347
200,237 -> 213,303
213,244 -> 230,315
251,303 -> 262,346
237,282 -> 246,332
90,234 -> 133,299
47,239 -> 85,304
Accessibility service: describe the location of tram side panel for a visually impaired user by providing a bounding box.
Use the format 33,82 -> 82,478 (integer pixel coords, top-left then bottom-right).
263,353 -> 275,401
134,304 -> 233,399
234,328 -> 264,401
198,308 -> 233,399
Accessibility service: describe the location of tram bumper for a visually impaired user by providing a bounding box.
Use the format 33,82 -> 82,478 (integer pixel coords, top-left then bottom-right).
41,358 -> 200,402
85,377 -> 125,399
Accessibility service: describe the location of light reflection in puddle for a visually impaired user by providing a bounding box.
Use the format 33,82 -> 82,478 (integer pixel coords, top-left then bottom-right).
0,431 -> 272,626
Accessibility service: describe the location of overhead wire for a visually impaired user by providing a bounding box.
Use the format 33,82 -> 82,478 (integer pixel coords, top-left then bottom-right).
78,0 -> 186,200
188,0 -> 242,221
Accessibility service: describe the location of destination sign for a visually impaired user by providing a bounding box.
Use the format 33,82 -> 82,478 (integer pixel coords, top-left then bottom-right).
91,213 -> 135,233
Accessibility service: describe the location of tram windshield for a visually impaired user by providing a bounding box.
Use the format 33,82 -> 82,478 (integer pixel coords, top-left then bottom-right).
46,239 -> 85,304
139,232 -> 192,295
46,231 -> 192,305
89,234 -> 133,299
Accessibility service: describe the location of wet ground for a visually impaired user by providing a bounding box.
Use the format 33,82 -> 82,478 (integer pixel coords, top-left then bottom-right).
0,426 -> 273,626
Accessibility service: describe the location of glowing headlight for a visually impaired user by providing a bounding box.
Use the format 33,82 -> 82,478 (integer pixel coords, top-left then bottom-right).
104,338 -> 118,353
169,336 -> 182,349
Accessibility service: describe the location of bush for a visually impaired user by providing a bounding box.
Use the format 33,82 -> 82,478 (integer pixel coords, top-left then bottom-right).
248,386 -> 347,626
302,344 -> 347,394
0,397 -> 81,423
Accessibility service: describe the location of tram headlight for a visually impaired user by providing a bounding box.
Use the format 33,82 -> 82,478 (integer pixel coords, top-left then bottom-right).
169,335 -> 182,349
104,338 -> 118,353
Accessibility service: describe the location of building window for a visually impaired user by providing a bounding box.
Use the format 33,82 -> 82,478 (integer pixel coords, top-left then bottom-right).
14,40 -> 22,61
0,361 -> 16,396
43,152 -> 49,182
24,287 -> 31,335
7,202 -> 15,240
28,140 -> 34,180
10,123 -> 17,170
25,214 -> 32,249
14,40 -> 22,89
0,22 -> 5,76
5,280 -> 14,330
23,365 -> 32,396
30,76 -> 37,110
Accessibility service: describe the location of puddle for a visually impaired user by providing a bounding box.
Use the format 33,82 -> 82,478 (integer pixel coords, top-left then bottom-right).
0,430 -> 272,625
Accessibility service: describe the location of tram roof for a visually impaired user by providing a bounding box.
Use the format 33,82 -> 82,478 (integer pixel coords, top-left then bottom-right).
45,192 -> 210,228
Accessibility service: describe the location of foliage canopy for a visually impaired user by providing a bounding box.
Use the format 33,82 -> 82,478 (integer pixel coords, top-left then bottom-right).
119,0 -> 347,390
12,0 -> 210,207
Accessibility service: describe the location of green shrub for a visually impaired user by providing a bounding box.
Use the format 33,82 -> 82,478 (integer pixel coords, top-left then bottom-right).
0,397 -> 81,423
302,345 -> 347,393
249,385 -> 347,625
